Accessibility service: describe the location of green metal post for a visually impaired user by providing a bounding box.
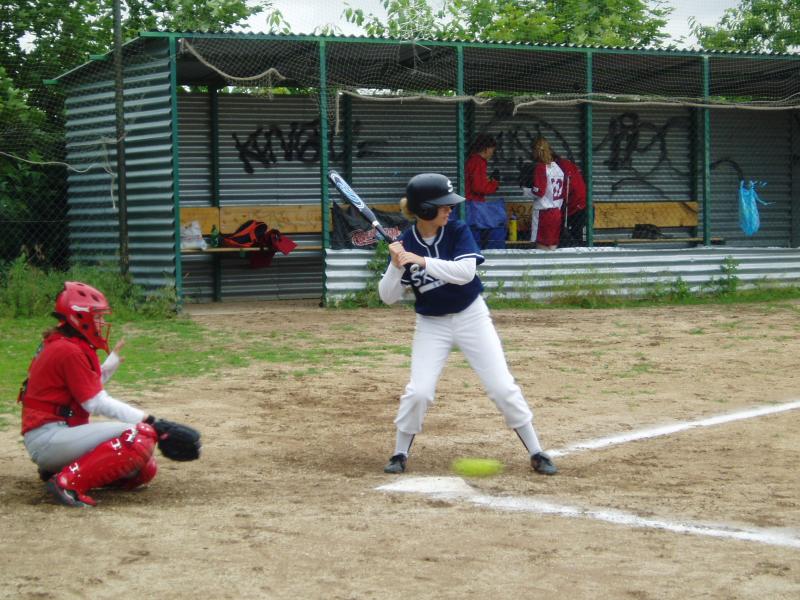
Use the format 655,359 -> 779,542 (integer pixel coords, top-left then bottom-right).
319,40 -> 330,304
585,51 -> 594,246
702,55 -> 711,246
456,44 -> 466,221
210,88 -> 220,207
342,93 -> 353,181
113,0 -> 129,276
169,37 -> 183,305
210,86 -> 222,302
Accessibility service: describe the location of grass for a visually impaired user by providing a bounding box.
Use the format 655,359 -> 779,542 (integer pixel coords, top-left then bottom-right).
0,317 -> 231,428
0,314 -> 416,430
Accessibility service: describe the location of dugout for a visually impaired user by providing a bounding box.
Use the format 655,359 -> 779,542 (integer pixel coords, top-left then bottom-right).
49,32 -> 800,302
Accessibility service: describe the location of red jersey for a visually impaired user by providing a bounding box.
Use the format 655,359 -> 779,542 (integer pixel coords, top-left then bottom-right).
465,153 -> 499,202
556,158 -> 587,216
20,333 -> 101,434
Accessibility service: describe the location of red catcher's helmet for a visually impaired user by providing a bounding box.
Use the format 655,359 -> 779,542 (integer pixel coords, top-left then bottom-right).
54,281 -> 112,352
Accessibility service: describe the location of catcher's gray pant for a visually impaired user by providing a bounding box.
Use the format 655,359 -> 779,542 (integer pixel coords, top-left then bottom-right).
24,421 -> 132,473
394,296 -> 534,435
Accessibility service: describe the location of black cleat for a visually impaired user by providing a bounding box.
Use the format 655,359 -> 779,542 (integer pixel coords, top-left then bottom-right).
38,468 -> 54,482
531,452 -> 558,475
383,453 -> 407,474
45,477 -> 91,508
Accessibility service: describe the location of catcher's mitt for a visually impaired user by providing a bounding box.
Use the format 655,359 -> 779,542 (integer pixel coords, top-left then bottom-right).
152,419 -> 201,461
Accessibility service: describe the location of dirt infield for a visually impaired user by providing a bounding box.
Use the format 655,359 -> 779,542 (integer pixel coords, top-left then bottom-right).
2,300 -> 800,599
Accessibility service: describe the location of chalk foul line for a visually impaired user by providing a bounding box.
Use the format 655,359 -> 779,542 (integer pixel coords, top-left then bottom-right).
548,399 -> 800,458
377,477 -> 800,550
375,400 -> 800,549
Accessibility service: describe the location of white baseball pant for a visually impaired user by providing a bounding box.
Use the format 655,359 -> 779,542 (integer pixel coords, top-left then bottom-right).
394,296 -> 534,434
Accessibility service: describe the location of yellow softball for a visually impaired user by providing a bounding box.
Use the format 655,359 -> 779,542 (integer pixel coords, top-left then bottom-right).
451,457 -> 504,477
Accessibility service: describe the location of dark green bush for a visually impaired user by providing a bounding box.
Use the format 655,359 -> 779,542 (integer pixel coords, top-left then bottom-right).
0,254 -> 177,319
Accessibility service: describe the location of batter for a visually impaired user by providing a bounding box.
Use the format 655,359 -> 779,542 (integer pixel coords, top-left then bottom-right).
378,173 -> 558,475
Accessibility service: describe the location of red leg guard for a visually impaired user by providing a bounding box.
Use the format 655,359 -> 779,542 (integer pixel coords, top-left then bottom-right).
52,423 -> 157,506
114,456 -> 158,491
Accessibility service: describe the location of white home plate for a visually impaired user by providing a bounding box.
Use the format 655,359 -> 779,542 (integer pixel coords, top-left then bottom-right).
377,476 -> 477,498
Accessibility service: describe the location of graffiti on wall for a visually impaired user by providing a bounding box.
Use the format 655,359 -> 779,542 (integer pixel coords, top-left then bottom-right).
232,119 -> 386,174
593,112 -> 691,198
231,108 -> 716,203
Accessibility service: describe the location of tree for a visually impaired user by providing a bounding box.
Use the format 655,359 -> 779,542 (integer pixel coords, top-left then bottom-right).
0,66 -> 68,266
344,0 -> 672,47
691,0 -> 800,53
0,0 -> 288,266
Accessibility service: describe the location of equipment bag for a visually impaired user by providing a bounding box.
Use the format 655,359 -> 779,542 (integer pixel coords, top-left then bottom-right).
221,220 -> 269,248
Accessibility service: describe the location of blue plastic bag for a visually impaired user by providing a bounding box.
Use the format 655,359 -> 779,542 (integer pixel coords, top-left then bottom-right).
738,180 -> 769,237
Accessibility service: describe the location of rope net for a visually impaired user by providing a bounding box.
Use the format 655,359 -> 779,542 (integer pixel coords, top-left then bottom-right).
2,33 -> 800,270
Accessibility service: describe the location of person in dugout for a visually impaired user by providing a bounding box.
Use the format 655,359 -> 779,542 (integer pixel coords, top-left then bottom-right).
465,134 -> 506,248
465,133 -> 500,203
553,151 -> 588,247
19,281 -> 164,508
521,136 -> 565,250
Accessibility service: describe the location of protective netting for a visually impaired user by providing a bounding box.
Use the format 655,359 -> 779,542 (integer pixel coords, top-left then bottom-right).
1,39 -> 176,273
2,33 -> 800,273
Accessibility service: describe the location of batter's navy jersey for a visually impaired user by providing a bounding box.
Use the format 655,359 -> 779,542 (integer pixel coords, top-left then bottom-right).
400,220 -> 485,316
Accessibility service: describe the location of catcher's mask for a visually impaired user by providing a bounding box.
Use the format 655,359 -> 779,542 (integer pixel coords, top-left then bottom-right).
54,281 -> 112,352
406,173 -> 465,220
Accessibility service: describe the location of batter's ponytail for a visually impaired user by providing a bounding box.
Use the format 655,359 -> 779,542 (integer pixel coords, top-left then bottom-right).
399,196 -> 416,220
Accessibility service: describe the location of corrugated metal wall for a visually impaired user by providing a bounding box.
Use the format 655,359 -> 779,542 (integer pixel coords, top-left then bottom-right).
177,93 -> 212,206
325,247 -> 800,302
178,94 -> 325,301
348,98 -> 458,202
217,95 -> 329,205
64,40 -> 176,290
710,110 -> 793,247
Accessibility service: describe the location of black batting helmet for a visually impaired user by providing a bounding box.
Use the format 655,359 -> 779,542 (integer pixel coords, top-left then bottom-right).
406,173 -> 465,220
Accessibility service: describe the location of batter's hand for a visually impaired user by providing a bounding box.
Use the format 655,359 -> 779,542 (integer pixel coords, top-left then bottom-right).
397,251 -> 426,269
388,241 -> 405,268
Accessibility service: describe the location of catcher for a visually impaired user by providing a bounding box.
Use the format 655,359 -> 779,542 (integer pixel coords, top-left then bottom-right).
18,281 -> 201,508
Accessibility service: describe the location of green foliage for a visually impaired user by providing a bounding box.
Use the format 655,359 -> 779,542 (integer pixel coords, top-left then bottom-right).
126,0 -> 289,35
0,0 -> 289,267
343,0 -> 672,47
345,0 -> 446,39
330,241 -> 395,309
649,276 -> 693,302
691,0 -> 800,53
0,66 -> 69,266
719,256 -> 740,294
0,254 -> 178,319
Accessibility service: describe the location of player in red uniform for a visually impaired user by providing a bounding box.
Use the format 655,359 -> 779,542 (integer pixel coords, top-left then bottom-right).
554,154 -> 587,246
465,134 -> 500,203
19,281 -> 161,508
522,137 -> 565,250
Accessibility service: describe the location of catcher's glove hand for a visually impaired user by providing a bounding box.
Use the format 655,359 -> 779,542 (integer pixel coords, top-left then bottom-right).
151,418 -> 201,461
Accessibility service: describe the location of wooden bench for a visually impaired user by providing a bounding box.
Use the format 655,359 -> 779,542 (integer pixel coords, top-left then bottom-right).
502,200 -> 723,247
180,204 -> 324,253
593,201 -> 724,246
